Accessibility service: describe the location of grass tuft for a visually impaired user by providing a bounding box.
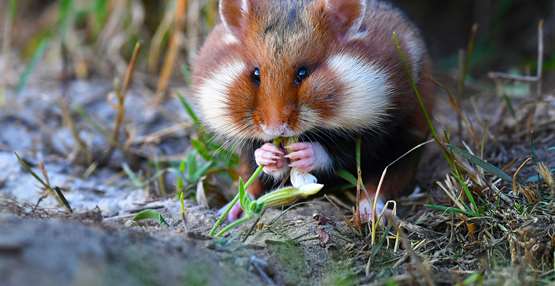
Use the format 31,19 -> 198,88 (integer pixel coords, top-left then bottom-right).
15,153 -> 72,213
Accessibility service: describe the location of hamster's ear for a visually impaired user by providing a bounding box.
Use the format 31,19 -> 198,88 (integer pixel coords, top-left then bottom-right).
219,0 -> 249,36
317,0 -> 366,38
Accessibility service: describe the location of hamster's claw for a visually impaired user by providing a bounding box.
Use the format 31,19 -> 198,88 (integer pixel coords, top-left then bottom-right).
255,143 -> 288,177
286,142 -> 316,172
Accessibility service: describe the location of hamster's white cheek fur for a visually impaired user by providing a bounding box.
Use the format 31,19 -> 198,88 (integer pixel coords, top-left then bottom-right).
197,61 -> 246,136
325,53 -> 393,131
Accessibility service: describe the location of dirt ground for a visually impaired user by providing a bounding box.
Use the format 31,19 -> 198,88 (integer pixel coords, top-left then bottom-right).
0,70 -> 554,286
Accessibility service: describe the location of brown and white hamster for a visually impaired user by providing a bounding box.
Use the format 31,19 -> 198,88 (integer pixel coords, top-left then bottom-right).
192,0 -> 434,221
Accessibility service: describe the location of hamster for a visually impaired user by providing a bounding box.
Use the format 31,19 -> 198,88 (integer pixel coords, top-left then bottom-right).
192,0 -> 434,221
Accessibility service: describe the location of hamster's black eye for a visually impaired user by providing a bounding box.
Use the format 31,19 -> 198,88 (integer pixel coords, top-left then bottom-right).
294,67 -> 309,85
251,67 -> 261,84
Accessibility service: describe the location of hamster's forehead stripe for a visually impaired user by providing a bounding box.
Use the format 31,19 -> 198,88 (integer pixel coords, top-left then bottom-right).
325,53 -> 393,130
254,1 -> 315,57
197,60 -> 246,136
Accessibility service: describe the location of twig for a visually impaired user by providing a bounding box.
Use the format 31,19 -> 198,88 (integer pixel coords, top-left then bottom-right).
488,73 -> 539,82
488,20 -> 544,97
102,42 -> 142,164
156,0 -> 187,101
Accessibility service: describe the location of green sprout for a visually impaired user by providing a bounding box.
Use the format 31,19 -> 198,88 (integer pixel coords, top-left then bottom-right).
209,139 -> 324,238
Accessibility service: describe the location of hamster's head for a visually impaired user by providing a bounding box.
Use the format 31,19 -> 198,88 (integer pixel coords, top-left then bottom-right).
195,0 -> 393,142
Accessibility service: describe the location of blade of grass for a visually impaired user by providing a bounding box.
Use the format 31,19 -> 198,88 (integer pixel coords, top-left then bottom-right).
57,0 -> 75,39
393,32 -> 479,217
456,24 -> 478,139
16,38 -> 49,94
92,0 -> 109,35
122,163 -> 145,188
457,24 -> 478,98
191,138 -> 211,161
425,204 -> 473,216
15,153 -> 72,213
133,209 -> 169,226
177,91 -> 201,126
371,140 -> 434,245
355,137 -> 369,228
53,187 -> 73,213
448,144 -> 512,182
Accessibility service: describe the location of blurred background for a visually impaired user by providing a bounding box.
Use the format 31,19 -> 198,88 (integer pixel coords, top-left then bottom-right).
0,0 -> 554,90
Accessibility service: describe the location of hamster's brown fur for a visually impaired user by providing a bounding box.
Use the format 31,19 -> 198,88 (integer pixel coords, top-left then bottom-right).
192,0 -> 434,219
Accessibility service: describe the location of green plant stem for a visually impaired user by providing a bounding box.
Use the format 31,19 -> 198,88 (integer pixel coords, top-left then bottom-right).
209,193 -> 239,236
209,164 -> 264,237
245,164 -> 265,189
178,192 -> 186,218
392,32 -> 480,217
215,214 -> 253,237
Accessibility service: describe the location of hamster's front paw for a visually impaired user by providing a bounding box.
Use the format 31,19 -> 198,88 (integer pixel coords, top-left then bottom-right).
358,195 -> 388,224
285,142 -> 332,173
254,143 -> 289,179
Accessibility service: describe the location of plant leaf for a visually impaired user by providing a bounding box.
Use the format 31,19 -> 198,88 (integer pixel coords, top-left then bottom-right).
176,160 -> 186,191
53,187 -> 73,213
122,163 -> 144,188
133,209 -> 169,226
177,92 -> 201,126
336,169 -> 357,186
191,138 -> 211,161
17,38 -> 49,94
186,152 -> 197,180
448,144 -> 512,182
425,204 -> 472,216
15,153 -> 48,188
192,161 -> 214,182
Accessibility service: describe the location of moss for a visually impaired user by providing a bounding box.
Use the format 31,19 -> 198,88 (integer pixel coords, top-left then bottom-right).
181,258 -> 251,286
266,240 -> 310,285
182,262 -> 210,286
321,260 -> 357,286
